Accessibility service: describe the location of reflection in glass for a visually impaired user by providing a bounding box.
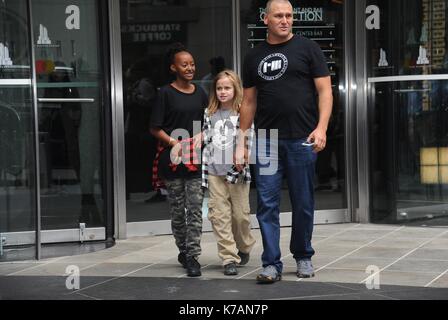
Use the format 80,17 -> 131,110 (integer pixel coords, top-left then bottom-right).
120,0 -> 233,222
34,0 -> 105,229
370,80 -> 448,224
368,0 -> 448,225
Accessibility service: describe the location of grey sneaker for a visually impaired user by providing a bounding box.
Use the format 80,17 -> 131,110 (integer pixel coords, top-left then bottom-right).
296,259 -> 315,278
256,265 -> 282,284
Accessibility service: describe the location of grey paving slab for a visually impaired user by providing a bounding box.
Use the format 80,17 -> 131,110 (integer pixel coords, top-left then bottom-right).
314,239 -> 374,248
79,262 -> 151,277
127,263 -> 188,278
369,237 -> 430,248
6,262 -> 93,276
55,251 -> 133,264
388,228 -> 447,239
0,263 -> 43,276
386,259 -> 448,274
299,268 -> 368,284
427,274 -> 448,288
309,246 -> 362,257
407,248 -> 448,261
103,251 -> 169,264
421,238 -> 448,250
325,257 -> 395,271
348,247 -> 412,259
329,230 -> 400,241
347,224 -> 401,231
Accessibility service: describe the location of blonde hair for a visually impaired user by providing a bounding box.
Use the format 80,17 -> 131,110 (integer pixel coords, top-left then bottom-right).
207,70 -> 243,116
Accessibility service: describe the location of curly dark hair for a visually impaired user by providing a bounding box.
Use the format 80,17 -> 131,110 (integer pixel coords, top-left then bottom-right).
166,42 -> 190,64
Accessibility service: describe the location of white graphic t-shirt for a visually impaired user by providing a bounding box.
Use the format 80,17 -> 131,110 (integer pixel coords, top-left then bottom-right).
209,108 -> 238,176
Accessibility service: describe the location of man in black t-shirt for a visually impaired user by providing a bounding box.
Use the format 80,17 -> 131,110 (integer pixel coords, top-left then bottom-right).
236,0 -> 333,283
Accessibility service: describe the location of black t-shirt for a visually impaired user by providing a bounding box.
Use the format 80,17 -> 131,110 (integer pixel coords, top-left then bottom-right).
243,34 -> 330,139
150,84 -> 208,179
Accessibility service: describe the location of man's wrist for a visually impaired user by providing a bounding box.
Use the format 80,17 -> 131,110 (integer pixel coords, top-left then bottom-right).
316,124 -> 328,132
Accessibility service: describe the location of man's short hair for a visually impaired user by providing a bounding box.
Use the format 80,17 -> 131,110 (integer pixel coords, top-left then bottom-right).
266,0 -> 292,14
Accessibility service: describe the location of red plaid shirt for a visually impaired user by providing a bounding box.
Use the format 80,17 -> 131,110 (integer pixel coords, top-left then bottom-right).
152,141 -> 166,191
169,138 -> 200,172
152,138 -> 200,189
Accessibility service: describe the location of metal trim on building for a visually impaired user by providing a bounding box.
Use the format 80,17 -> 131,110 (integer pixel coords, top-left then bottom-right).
355,0 -> 370,223
2,228 -> 106,246
0,79 -> 32,86
344,0 -> 358,223
368,74 -> 448,83
108,0 -> 127,240
126,210 -> 349,237
27,0 -> 41,259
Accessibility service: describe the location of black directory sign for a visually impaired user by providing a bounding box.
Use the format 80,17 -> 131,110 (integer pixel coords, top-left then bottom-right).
247,6 -> 339,80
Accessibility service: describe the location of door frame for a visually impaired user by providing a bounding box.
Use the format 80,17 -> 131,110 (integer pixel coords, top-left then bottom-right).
110,0 -> 355,240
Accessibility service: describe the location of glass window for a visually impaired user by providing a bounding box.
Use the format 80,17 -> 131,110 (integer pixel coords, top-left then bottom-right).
367,0 -> 448,225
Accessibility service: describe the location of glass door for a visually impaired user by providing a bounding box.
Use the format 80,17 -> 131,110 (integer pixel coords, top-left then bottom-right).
32,0 -> 108,240
367,0 -> 448,225
1,0 -> 109,260
0,0 -> 37,260
120,0 -> 234,235
239,0 -> 348,223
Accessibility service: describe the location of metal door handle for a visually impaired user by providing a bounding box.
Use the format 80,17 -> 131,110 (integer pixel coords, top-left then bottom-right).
38,98 -> 95,103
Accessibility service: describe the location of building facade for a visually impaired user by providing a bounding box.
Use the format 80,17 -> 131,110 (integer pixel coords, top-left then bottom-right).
0,0 -> 447,260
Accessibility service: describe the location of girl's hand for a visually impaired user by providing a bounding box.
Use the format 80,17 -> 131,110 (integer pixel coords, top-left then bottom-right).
234,143 -> 248,172
169,140 -> 182,164
193,132 -> 203,149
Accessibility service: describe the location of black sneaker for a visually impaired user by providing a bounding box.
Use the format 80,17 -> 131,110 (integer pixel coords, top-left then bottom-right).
238,251 -> 250,266
224,262 -> 238,276
186,257 -> 201,277
178,252 -> 187,269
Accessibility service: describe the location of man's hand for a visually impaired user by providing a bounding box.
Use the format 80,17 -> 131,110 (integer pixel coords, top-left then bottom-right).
307,127 -> 327,153
234,142 -> 247,172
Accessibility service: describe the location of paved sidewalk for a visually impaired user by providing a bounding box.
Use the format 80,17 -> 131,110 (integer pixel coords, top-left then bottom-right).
1,223 -> 448,300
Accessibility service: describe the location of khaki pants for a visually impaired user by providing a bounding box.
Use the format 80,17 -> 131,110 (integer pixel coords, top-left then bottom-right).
207,175 -> 256,266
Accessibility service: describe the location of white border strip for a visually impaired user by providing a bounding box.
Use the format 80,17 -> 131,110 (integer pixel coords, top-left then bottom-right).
2,228 -> 105,246
368,74 -> 448,83
0,79 -> 32,86
126,210 -> 348,238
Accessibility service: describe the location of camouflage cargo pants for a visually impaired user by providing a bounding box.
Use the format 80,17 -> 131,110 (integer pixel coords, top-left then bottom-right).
165,177 -> 204,259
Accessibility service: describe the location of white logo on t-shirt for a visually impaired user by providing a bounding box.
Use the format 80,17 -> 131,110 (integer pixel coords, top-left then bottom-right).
212,116 -> 238,150
258,53 -> 288,81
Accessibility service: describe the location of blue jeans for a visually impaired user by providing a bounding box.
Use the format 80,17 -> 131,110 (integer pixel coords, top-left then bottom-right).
255,138 -> 317,273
